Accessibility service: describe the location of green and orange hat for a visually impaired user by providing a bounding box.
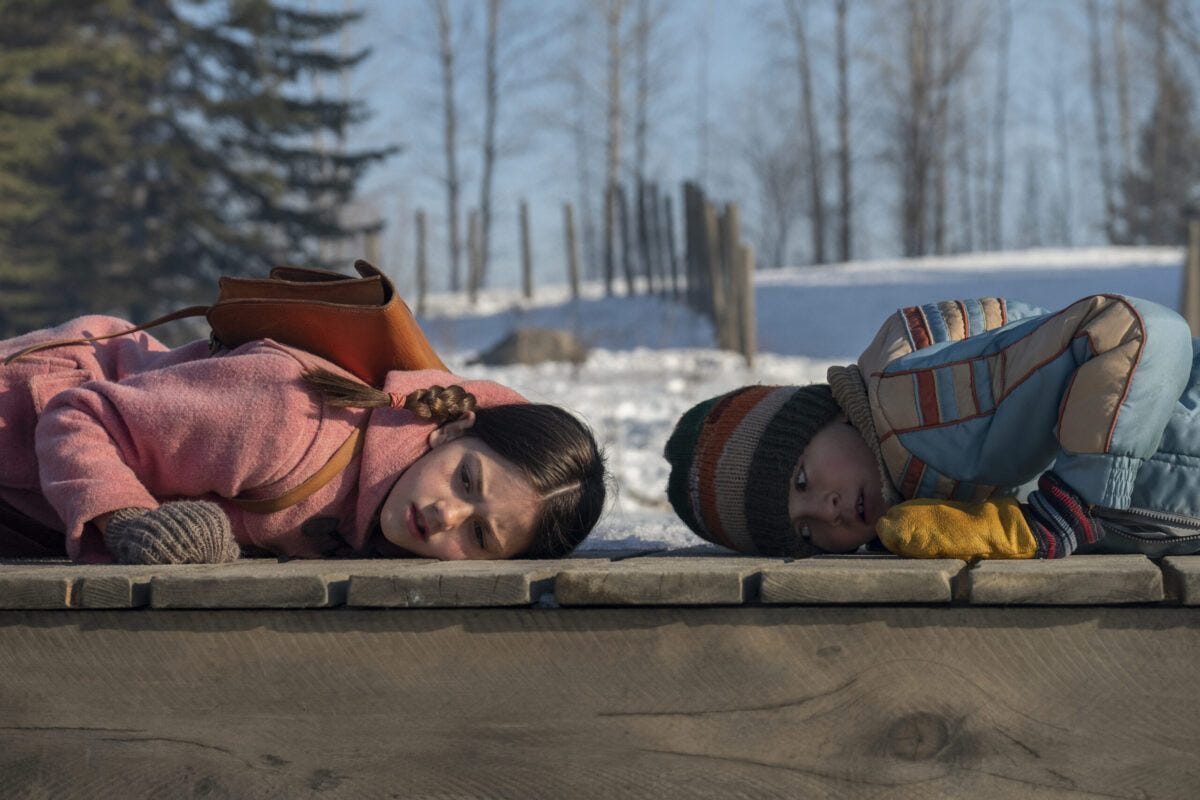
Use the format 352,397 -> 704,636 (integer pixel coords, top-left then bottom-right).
663,384 -> 842,557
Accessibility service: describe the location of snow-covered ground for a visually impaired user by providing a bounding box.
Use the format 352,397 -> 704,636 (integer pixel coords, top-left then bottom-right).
419,246 -> 1187,551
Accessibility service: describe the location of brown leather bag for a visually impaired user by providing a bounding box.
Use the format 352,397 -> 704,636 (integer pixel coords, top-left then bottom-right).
5,259 -> 446,385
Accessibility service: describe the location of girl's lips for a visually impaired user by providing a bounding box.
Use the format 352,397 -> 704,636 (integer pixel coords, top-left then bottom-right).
407,504 -> 427,542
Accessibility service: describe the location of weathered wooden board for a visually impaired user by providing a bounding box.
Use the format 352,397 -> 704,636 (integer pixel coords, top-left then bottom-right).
761,556 -> 965,604
347,560 -> 589,607
0,563 -> 169,609
968,555 -> 1164,604
554,557 -> 776,605
0,607 -> 1197,799
1162,556 -> 1200,605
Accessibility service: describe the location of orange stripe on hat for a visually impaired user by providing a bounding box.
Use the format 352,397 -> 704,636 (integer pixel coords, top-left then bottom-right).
693,386 -> 775,550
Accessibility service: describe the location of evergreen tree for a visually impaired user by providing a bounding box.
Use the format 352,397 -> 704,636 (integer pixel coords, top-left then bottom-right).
0,0 -> 392,335
1114,66 -> 1200,245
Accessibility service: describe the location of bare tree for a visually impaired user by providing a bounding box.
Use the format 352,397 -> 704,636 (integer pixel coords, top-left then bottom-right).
784,0 -> 827,264
884,0 -> 983,257
1017,153 -> 1043,248
434,0 -> 462,292
1086,0 -> 1118,239
1051,53 -> 1074,246
1150,0 -> 1171,220
696,2 -> 713,186
1115,0 -> 1135,175
988,0 -> 1011,251
835,0 -> 852,262
744,127 -> 806,269
476,0 -> 501,291
602,0 -> 627,296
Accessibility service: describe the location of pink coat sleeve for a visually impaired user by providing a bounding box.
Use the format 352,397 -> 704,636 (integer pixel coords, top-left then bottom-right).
35,345 -> 322,555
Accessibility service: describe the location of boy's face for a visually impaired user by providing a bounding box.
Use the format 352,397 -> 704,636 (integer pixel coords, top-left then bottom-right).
787,418 -> 888,553
379,414 -> 540,560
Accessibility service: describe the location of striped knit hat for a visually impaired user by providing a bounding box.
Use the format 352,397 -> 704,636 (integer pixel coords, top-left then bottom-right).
664,384 -> 842,556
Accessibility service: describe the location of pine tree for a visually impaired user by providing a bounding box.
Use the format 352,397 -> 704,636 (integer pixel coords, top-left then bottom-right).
1114,67 -> 1200,245
0,0 -> 392,334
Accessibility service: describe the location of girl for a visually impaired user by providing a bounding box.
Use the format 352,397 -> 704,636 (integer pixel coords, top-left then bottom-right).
665,294 -> 1200,560
1,315 -> 606,564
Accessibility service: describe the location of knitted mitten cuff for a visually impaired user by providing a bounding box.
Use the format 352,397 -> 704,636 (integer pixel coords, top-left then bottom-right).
104,501 -> 241,565
1022,472 -> 1100,559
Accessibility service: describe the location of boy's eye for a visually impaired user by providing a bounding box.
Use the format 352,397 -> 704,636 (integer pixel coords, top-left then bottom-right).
794,467 -> 808,492
459,464 -> 472,493
473,521 -> 487,550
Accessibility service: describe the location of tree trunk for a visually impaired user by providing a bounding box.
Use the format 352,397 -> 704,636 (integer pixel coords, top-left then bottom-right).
1150,0 -> 1170,244
478,0 -> 500,289
785,0 -> 827,264
563,203 -> 580,301
634,0 -> 649,188
415,209 -> 428,316
1086,0 -> 1117,241
1115,0 -> 1134,176
1051,60 -> 1073,246
835,0 -> 852,263
989,0 -> 1010,251
603,0 -> 624,296
435,0 -> 461,292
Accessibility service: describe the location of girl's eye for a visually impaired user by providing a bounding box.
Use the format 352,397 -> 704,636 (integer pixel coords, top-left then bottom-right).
459,464 -> 472,493
794,467 -> 808,492
473,521 -> 487,550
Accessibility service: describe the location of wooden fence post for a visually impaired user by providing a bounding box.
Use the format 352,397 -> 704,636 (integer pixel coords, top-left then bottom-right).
564,203 -> 581,302
683,182 -> 699,311
704,200 -> 720,330
520,199 -> 533,300
1183,220 -> 1200,336
637,181 -> 655,295
415,210 -> 428,316
736,242 -> 757,366
467,209 -> 481,305
617,183 -> 636,295
603,182 -> 616,297
717,204 -> 741,351
664,193 -> 679,299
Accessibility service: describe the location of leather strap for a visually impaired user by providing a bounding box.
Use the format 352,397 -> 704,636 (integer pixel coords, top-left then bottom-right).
2,306 -> 211,365
233,422 -> 366,514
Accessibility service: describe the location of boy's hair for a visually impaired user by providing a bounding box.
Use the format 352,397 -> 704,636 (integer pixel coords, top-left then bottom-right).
663,384 -> 841,557
303,368 -> 607,558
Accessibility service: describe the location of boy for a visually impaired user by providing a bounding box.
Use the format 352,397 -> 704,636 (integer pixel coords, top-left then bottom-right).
665,295 -> 1200,559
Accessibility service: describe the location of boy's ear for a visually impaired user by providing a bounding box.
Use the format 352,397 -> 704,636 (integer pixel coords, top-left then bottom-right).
427,410 -> 477,448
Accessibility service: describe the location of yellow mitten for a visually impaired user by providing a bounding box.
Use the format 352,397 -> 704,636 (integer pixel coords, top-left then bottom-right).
875,497 -> 1039,559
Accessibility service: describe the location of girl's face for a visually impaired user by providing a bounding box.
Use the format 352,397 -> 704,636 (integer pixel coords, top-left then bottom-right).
787,417 -> 888,554
379,413 -> 540,560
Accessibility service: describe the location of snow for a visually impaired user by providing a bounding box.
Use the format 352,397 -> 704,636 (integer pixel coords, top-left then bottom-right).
418,246 -> 1187,551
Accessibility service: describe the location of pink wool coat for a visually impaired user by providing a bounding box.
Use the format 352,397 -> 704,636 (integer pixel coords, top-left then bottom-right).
0,316 -> 525,563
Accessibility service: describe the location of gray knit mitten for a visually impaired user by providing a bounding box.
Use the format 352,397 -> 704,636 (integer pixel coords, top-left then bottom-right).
104,501 -> 241,565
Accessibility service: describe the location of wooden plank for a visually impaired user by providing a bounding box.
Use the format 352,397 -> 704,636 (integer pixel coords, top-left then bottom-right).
1162,556 -> 1200,604
967,555 -> 1164,605
347,560 -> 579,607
150,561 -> 366,609
761,556 -> 965,604
0,606 -> 1198,798
554,557 -> 774,605
0,564 -> 169,609
0,566 -> 75,609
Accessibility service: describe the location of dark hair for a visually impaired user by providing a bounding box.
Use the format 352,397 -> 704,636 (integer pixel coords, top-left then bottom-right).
303,368 -> 607,558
